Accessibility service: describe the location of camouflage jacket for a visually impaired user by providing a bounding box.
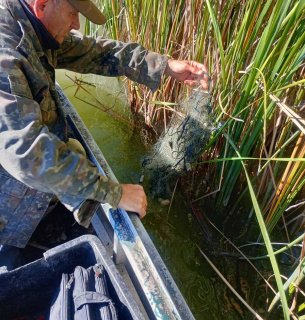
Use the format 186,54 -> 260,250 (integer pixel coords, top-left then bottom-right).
0,0 -> 168,247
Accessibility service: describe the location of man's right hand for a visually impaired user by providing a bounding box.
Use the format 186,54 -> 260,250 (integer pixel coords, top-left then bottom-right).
118,184 -> 147,219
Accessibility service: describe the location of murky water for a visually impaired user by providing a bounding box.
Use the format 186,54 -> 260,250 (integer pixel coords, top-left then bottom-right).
56,70 -> 240,320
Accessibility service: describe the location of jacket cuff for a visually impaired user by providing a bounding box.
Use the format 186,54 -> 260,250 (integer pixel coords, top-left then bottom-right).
95,175 -> 123,209
72,176 -> 122,228
137,52 -> 169,93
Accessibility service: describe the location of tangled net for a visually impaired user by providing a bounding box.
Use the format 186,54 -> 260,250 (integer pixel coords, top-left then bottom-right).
142,88 -> 216,196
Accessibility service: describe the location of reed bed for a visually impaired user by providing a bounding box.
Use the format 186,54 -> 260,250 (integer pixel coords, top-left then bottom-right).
85,1 -> 305,318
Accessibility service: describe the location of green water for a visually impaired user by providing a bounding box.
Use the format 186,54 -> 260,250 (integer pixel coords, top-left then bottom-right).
56,70 -> 241,320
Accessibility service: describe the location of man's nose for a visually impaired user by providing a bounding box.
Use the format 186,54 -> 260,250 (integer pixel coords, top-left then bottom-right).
71,13 -> 80,30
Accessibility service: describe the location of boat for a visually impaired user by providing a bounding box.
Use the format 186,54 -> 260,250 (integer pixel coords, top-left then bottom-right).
0,85 -> 196,320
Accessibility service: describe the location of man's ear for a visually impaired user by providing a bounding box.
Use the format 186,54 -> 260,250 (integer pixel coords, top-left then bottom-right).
32,0 -> 49,19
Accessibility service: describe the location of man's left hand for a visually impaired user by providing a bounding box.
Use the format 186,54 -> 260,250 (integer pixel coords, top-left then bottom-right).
164,59 -> 209,90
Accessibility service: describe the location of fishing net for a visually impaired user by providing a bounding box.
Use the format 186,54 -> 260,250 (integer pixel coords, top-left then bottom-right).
142,88 -> 216,197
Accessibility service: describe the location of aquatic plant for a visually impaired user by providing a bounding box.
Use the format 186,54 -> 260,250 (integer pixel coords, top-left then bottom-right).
85,0 -> 305,319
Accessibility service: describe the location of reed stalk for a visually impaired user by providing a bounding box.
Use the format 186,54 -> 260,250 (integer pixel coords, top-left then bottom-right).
84,0 -> 305,317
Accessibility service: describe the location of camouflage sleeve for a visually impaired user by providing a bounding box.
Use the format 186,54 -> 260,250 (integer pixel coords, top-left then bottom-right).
0,48 -> 122,210
55,31 -> 169,93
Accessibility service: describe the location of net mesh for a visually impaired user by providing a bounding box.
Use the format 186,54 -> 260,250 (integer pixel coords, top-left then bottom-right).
142,88 -> 215,196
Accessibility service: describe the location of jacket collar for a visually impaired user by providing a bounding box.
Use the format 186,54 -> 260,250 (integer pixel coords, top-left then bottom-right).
19,0 -> 60,51
5,0 -> 59,54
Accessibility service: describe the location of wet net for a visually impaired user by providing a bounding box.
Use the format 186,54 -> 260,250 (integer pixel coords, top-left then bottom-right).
142,88 -> 216,196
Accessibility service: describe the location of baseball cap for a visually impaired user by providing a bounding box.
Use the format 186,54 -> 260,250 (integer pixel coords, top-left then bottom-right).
67,0 -> 107,25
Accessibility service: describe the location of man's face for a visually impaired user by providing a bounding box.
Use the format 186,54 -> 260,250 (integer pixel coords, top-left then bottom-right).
39,0 -> 80,44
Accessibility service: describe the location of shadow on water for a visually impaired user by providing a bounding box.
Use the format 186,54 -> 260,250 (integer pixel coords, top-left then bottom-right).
56,70 -> 264,320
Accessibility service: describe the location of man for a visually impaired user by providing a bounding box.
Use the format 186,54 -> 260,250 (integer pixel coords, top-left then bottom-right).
0,0 -> 209,254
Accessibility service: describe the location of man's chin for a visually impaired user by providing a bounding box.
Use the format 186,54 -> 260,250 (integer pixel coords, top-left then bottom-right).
55,35 -> 66,44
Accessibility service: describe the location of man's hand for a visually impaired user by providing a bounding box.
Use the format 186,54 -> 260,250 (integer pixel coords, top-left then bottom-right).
164,59 -> 209,90
118,184 -> 147,219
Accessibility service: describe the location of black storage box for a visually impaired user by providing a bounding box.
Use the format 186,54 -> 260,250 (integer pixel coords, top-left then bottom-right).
0,235 -> 145,320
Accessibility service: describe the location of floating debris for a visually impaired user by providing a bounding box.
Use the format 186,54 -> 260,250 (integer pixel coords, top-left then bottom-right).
158,198 -> 171,206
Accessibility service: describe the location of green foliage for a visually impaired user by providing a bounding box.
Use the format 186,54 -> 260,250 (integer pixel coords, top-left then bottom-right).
223,131 -> 290,320
268,255 -> 305,313
85,1 -> 305,317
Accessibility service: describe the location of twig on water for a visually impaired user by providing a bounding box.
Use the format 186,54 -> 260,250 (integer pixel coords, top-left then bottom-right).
196,244 -> 265,320
65,73 -> 142,130
166,178 -> 179,222
207,218 -> 277,295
